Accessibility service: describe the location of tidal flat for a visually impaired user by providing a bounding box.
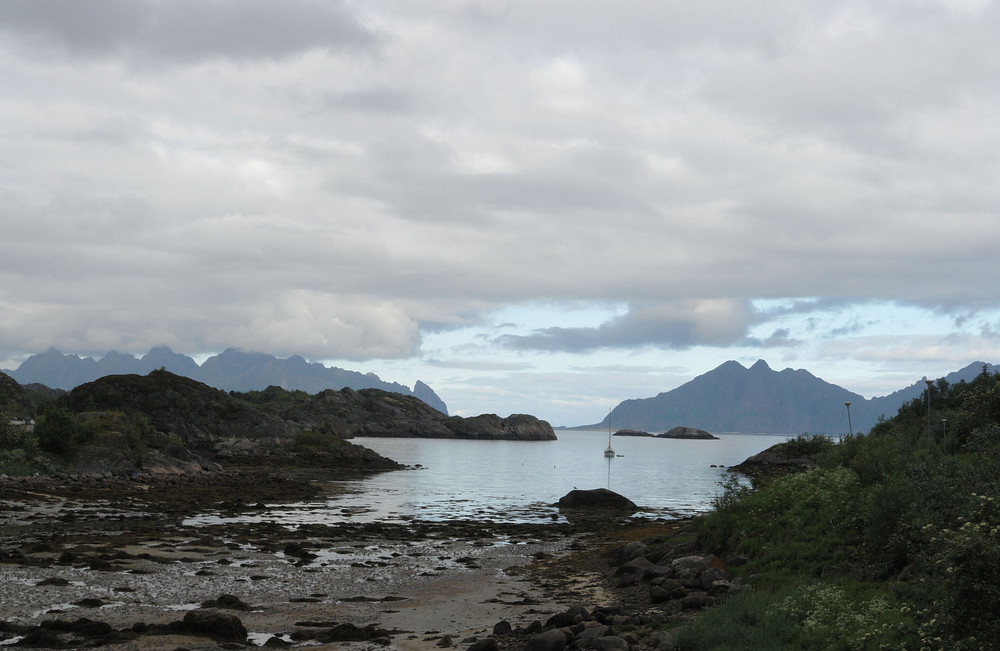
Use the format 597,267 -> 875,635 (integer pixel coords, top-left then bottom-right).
0,469 -> 645,651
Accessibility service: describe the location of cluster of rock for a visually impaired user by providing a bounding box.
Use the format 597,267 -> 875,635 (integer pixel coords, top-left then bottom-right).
728,438 -> 818,482
612,427 -> 718,440
611,539 -> 744,611
495,535 -> 744,651
0,607 -> 250,648
485,604 -> 674,651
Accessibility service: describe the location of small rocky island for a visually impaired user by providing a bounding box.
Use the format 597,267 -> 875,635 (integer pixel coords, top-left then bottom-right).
613,426 -> 718,440
613,429 -> 653,437
658,426 -> 718,440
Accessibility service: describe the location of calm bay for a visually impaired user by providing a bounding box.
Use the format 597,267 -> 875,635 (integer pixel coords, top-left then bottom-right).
187,430 -> 789,527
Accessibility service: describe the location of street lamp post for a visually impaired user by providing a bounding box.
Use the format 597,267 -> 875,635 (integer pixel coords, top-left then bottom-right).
844,401 -> 853,437
925,379 -> 934,440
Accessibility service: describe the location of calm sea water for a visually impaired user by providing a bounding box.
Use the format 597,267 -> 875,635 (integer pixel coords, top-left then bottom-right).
186,430 -> 789,527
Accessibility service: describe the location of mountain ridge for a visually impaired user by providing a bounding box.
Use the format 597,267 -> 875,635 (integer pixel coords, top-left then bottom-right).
5,347 -> 448,415
596,359 -> 998,435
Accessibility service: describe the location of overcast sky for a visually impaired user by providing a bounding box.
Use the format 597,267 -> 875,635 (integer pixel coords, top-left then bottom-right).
3,1 -> 1000,426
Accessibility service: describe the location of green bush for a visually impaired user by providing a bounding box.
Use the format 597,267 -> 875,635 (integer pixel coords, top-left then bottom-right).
675,581 -> 914,650
0,420 -> 38,454
781,433 -> 835,458
764,581 -> 914,650
905,491 -> 1000,648
295,430 -> 346,450
0,447 -> 40,475
34,407 -> 86,456
698,467 -> 864,582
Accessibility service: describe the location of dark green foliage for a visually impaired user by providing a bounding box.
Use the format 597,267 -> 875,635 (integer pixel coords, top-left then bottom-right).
34,407 -> 87,456
779,433 -> 836,458
676,581 -> 915,650
693,367 -> 1000,648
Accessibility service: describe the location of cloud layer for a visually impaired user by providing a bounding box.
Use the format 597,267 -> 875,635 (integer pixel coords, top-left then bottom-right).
3,1 -> 1000,422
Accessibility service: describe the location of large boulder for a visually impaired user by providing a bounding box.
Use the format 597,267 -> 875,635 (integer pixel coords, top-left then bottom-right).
182,609 -> 248,641
557,488 -> 637,511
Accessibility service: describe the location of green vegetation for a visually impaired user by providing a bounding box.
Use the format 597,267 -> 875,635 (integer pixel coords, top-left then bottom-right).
684,366 -> 1000,649
0,405 -> 166,475
294,429 -> 348,450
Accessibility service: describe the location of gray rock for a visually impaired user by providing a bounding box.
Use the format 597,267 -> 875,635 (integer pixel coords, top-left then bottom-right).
526,629 -> 568,651
468,639 -> 499,651
492,620 -> 512,636
648,630 -> 675,651
614,573 -> 637,588
649,585 -> 671,603
644,565 -> 674,581
671,555 -> 711,579
588,636 -> 629,651
617,540 -> 649,561
182,609 -> 248,641
700,566 -> 729,589
16,628 -> 66,648
681,593 -> 711,610
557,489 -> 637,510
615,557 -> 654,575
658,426 -> 718,439
575,624 -> 611,641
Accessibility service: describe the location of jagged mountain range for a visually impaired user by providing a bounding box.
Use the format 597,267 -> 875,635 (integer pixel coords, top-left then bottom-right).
4,347 -> 448,415
600,359 -> 999,435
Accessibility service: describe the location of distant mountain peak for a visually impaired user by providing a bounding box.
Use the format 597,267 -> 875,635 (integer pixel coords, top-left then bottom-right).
606,358 -> 999,435
9,347 -> 448,415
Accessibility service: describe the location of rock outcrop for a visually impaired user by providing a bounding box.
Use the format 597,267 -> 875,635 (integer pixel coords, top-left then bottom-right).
61,371 -> 557,443
557,488 -> 637,511
613,429 -> 652,437
729,437 -> 820,482
658,426 -> 718,440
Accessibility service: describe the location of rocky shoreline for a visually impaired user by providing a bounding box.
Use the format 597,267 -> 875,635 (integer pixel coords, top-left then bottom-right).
1,468 -> 731,650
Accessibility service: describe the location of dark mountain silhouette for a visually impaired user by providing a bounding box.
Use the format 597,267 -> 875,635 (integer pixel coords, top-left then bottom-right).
5,347 -> 448,415
598,359 -> 998,435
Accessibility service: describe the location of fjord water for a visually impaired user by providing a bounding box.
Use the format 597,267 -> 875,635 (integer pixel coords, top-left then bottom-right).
186,431 -> 789,527
341,431 -> 789,522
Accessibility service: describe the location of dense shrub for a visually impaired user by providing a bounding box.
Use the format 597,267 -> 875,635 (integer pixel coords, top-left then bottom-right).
34,407 -> 87,456
698,466 -> 863,581
691,368 -> 1000,647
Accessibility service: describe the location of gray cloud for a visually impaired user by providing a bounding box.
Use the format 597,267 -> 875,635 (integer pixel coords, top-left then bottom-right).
496,300 -> 759,352
0,0 -> 376,63
2,1 -> 1000,421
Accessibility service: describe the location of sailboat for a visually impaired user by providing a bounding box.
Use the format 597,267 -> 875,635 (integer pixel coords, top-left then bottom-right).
604,411 -> 615,457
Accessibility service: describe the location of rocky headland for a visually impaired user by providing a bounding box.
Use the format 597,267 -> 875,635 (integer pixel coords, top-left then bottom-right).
3,369 -> 555,478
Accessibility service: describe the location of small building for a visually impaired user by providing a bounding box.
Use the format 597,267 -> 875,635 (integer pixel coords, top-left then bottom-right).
8,417 -> 35,433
